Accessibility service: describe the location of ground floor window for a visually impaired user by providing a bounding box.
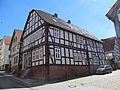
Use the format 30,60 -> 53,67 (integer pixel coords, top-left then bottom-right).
39,47 -> 43,59
32,50 -> 36,61
32,47 -> 43,61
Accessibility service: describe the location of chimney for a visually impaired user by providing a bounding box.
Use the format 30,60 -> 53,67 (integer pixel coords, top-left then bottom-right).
67,20 -> 71,24
54,13 -> 58,17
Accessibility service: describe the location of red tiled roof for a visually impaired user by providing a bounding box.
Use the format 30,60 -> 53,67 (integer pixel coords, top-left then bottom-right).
15,30 -> 22,39
9,29 -> 22,50
3,36 -> 12,45
102,37 -> 116,52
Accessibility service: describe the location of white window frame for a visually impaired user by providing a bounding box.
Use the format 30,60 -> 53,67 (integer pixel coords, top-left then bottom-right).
39,47 -> 43,59
36,49 -> 39,60
55,47 -> 61,59
54,28 -> 59,38
74,52 -> 78,61
32,50 -> 36,61
27,52 -> 31,67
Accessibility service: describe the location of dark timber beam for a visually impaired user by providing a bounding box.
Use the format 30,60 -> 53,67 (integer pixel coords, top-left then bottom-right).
45,23 -> 49,82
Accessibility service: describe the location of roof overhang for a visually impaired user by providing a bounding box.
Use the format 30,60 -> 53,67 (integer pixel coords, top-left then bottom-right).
106,0 -> 120,22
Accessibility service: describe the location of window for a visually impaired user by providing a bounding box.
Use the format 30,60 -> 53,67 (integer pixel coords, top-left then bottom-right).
15,46 -> 17,51
74,52 -> 86,61
14,56 -> 18,64
76,36 -> 85,45
55,47 -> 61,59
27,52 -> 31,67
54,28 -> 59,38
36,16 -> 39,22
28,57 -> 31,66
74,53 -> 78,61
78,52 -> 81,60
17,44 -> 20,49
13,57 -> 16,64
13,48 -> 14,52
32,50 -> 36,61
39,47 -> 43,59
15,37 -> 17,42
36,49 -> 39,60
77,36 -> 80,44
13,37 -> 17,43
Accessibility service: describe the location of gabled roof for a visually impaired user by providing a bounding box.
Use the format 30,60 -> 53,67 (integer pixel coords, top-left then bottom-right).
3,36 -> 12,45
106,0 -> 120,21
34,9 -> 101,42
102,37 -> 116,52
9,29 -> 22,50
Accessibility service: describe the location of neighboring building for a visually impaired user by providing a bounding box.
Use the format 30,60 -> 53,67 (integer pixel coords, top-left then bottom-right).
0,39 -> 3,70
106,0 -> 120,64
0,36 -> 11,71
9,29 -> 22,73
19,9 -> 105,81
102,37 -> 120,69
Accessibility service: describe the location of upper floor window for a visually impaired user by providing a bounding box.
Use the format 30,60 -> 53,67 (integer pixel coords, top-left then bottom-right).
36,49 -> 39,60
27,52 -> 31,66
32,50 -> 36,61
76,36 -> 85,45
13,37 -> 17,43
39,47 -> 43,59
54,28 -> 59,38
74,53 -> 78,61
74,52 -> 86,62
55,47 -> 61,59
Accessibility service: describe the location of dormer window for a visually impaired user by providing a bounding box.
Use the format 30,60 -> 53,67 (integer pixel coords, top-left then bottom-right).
53,18 -> 57,22
54,28 -> 59,38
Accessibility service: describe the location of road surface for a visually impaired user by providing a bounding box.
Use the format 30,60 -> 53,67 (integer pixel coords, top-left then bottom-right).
0,71 -> 28,90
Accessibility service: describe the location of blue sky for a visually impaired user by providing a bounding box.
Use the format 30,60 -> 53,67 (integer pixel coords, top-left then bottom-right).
0,0 -> 117,39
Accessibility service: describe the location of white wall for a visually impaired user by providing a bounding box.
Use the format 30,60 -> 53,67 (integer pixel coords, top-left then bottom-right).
1,43 -> 10,67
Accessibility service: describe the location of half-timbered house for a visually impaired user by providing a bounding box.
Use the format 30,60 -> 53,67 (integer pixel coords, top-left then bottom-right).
9,29 -> 22,73
20,9 -> 106,81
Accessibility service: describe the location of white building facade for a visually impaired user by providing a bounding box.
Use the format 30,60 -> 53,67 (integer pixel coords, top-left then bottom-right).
0,36 -> 11,71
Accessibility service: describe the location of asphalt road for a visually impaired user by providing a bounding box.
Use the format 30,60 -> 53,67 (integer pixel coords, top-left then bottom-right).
0,71 -> 26,89
1,70 -> 120,90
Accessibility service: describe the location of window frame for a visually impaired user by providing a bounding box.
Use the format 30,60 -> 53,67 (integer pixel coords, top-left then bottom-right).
54,28 -> 59,38
32,50 -> 36,61
36,49 -> 39,60
39,47 -> 43,59
55,47 -> 61,59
